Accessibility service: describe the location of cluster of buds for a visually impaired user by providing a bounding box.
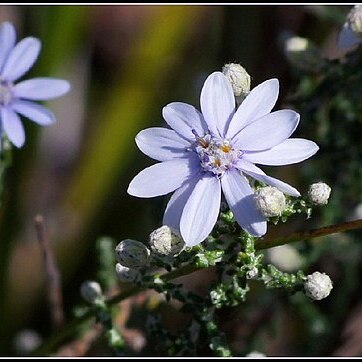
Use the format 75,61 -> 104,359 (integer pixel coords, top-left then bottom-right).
114,226 -> 185,283
115,239 -> 150,283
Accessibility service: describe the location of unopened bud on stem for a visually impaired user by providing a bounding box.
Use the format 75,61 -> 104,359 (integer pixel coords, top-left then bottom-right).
222,63 -> 251,99
304,271 -> 333,300
254,186 -> 286,217
308,182 -> 331,205
115,239 -> 150,268
115,263 -> 141,283
80,280 -> 103,303
149,225 -> 185,256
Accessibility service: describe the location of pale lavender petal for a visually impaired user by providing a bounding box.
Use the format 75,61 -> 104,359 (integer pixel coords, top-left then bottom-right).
135,127 -> 190,161
162,102 -> 208,141
11,100 -> 55,125
127,155 -> 200,198
0,22 -> 16,71
13,78 -> 70,100
163,175 -> 200,231
243,138 -> 319,166
1,37 -> 41,81
221,169 -> 267,237
238,159 -> 300,197
233,110 -> 299,151
1,107 -> 25,147
180,174 -> 221,247
338,23 -> 361,49
226,78 -> 279,138
200,71 -> 235,137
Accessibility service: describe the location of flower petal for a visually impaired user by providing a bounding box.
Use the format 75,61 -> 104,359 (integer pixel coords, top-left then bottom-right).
243,138 -> 319,166
233,110 -> 300,151
162,102 -> 208,141
11,100 -> 55,125
338,23 -> 361,49
127,156 -> 200,198
1,37 -> 41,81
226,78 -> 279,138
135,127 -> 190,162
221,169 -> 267,237
163,175 -> 200,231
200,71 -> 235,137
1,106 -> 25,147
0,22 -> 16,71
13,78 -> 70,100
180,174 -> 221,247
238,159 -> 300,197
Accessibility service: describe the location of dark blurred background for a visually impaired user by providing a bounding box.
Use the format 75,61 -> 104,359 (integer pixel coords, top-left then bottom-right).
0,4 -> 360,357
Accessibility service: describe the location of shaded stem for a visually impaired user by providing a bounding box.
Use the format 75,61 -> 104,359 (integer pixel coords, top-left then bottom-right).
256,218 -> 362,251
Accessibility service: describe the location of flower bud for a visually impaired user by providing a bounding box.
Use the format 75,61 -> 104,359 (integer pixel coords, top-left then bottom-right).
254,186 -> 286,217
304,271 -> 333,301
222,63 -> 251,98
115,239 -> 150,268
115,263 -> 141,283
308,182 -> 331,205
149,225 -> 185,256
80,280 -> 103,303
284,35 -> 323,72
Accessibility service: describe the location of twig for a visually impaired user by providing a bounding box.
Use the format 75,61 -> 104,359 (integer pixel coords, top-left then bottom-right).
34,215 -> 65,331
256,218 -> 362,251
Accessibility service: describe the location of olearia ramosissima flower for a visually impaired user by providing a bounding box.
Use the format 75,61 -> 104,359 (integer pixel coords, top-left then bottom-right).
128,71 -> 319,247
338,5 -> 362,49
0,22 -> 70,149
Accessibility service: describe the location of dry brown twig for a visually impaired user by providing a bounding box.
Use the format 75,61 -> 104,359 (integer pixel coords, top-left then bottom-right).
34,214 -> 65,331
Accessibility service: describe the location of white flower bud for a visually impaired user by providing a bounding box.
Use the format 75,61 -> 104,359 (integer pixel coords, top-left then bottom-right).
254,186 -> 286,217
304,271 -> 333,301
347,5 -> 362,35
308,182 -> 331,205
115,263 -> 141,283
115,239 -> 150,268
149,225 -> 185,256
284,35 -> 323,72
80,280 -> 103,303
222,63 -> 251,98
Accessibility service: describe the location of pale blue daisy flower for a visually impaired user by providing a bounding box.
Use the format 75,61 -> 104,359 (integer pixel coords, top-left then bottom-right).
0,22 -> 70,149
128,71 -> 319,247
